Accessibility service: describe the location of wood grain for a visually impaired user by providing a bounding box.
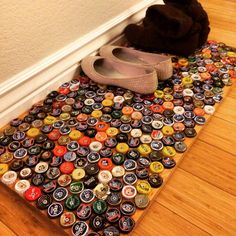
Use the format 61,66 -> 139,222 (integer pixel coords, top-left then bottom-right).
198,116 -> 236,155
200,0 -> 236,47
132,0 -> 236,235
214,82 -> 236,123
0,221 -> 16,236
180,139 -> 236,196
132,203 -> 210,236
157,169 -> 236,236
215,96 -> 236,124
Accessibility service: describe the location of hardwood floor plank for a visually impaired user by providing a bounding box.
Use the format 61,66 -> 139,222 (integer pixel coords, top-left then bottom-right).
207,82 -> 235,124
0,183 -> 67,236
0,221 -> 17,236
132,203 -> 210,236
228,83 -> 236,99
214,96 -> 236,124
229,91 -> 236,99
199,116 -> 236,155
200,0 -> 236,47
157,169 -> 236,236
180,140 -> 236,196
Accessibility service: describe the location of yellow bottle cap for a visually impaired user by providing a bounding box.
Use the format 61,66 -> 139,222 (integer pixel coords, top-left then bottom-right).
154,90 -> 164,98
0,164 -> 9,176
163,94 -> 174,102
102,99 -> 113,107
137,144 -> 151,156
26,128 -> 40,138
227,51 -> 236,57
91,110 -> 103,118
0,152 -> 13,163
182,77 -> 193,85
60,113 -> 71,121
150,161 -> 164,174
69,130 -> 82,140
72,168 -> 85,181
44,115 -> 57,125
116,143 -> 129,154
161,146 -> 176,157
106,127 -> 119,137
178,58 -> 189,67
136,180 -> 151,195
202,53 -> 212,59
162,126 -> 174,136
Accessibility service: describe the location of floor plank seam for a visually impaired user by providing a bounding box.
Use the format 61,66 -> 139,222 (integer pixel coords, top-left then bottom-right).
214,114 -> 236,124
0,220 -> 17,236
213,113 -> 236,125
174,168 -> 236,198
211,114 -> 236,125
178,167 -> 236,197
154,201 -> 213,236
0,215 -> 22,236
197,138 -> 235,156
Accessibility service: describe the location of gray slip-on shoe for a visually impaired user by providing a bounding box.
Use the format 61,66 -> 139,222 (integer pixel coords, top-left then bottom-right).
81,56 -> 157,94
99,45 -> 173,80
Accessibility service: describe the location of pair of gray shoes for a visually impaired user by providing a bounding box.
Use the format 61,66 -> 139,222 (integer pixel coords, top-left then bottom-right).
81,45 -> 173,94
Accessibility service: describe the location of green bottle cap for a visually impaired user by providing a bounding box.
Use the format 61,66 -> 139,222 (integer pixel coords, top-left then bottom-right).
69,181 -> 84,194
65,195 -> 81,210
92,199 -> 107,215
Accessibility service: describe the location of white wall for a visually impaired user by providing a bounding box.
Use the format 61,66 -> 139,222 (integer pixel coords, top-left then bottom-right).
0,0 -> 163,126
0,0 -> 147,82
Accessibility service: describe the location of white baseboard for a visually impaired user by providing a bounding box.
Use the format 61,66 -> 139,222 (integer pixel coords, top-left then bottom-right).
0,0 -> 164,126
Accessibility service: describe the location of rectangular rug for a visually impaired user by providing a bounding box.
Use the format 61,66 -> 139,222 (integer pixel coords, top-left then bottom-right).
0,40 -> 235,236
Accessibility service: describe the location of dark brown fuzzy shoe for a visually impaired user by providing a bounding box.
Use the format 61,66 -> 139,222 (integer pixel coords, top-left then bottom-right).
124,23 -> 201,56
143,5 -> 193,39
163,0 -> 210,45
124,1 -> 210,56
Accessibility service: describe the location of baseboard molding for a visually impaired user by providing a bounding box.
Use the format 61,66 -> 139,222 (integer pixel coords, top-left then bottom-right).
0,0 -> 163,126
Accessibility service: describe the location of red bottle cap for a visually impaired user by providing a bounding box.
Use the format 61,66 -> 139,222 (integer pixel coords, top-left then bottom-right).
53,146 -> 67,157
98,158 -> 113,171
95,122 -> 109,132
58,87 -> 70,95
60,162 -> 75,174
48,129 -> 61,141
24,186 -> 42,201
78,136 -> 91,146
151,104 -> 164,113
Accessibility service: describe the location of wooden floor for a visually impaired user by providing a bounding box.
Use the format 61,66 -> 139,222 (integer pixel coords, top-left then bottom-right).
1,0 -> 236,235
133,0 -> 236,235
